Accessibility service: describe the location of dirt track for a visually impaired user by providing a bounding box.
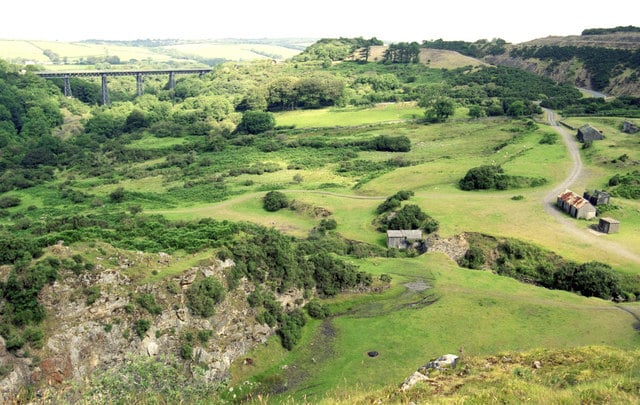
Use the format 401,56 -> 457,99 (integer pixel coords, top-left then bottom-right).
542,109 -> 640,264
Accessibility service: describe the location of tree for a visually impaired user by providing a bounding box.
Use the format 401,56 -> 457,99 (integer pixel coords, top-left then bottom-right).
124,109 -> 148,132
468,105 -> 486,118
20,107 -> 51,138
423,97 -> 455,123
263,191 -> 289,212
237,110 -> 275,134
507,100 -> 526,117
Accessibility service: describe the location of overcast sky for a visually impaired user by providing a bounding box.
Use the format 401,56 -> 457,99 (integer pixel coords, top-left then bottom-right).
1,0 -> 638,44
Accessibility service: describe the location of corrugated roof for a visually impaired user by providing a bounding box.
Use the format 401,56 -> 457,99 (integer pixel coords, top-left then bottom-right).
557,189 -> 592,210
387,230 -> 423,239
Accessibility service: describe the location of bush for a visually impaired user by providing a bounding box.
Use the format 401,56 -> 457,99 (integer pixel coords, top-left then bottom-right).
185,277 -> 225,317
305,300 -> 330,319
0,195 -> 21,208
237,110 -> 276,134
539,132 -> 558,144
180,343 -> 193,360
134,319 -> 151,338
136,293 -> 163,315
263,190 -> 289,212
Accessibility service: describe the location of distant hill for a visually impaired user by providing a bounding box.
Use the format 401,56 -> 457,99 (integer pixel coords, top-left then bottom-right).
483,28 -> 640,96
0,38 -> 309,68
356,45 -> 485,69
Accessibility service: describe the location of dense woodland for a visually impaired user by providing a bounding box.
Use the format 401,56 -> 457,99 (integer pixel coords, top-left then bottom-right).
1,33 -> 640,402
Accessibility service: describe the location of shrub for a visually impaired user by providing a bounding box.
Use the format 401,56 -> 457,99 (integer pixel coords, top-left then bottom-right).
539,132 -> 559,144
185,277 -> 225,317
134,319 -> 151,338
305,300 -> 330,319
0,195 -> 21,208
263,190 -> 289,212
136,293 -> 163,315
109,187 -> 126,203
180,343 -> 193,360
237,110 -> 276,134
84,286 -> 101,305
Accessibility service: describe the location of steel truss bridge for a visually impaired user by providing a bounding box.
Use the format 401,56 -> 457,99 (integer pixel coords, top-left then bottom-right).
34,69 -> 212,105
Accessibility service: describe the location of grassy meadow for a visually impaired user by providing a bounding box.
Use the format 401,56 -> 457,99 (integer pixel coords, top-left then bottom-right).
228,254 -> 640,402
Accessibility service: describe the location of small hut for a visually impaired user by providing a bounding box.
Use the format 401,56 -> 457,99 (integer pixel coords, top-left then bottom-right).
387,230 -> 423,249
576,125 -> 604,142
583,189 -> 610,206
598,217 -> 620,234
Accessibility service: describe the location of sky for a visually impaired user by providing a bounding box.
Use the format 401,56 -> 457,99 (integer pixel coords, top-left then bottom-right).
1,0 -> 638,44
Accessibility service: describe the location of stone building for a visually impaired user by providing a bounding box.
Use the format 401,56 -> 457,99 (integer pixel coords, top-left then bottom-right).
387,229 -> 423,249
557,189 -> 596,219
576,124 -> 604,142
583,189 -> 610,206
598,217 -> 620,234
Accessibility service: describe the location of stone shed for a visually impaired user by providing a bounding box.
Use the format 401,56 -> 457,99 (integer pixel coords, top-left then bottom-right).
583,189 -> 610,206
576,125 -> 604,142
598,217 -> 620,234
387,230 -> 423,249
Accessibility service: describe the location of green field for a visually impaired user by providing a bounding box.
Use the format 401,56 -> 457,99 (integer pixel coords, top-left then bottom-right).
229,254 -> 640,402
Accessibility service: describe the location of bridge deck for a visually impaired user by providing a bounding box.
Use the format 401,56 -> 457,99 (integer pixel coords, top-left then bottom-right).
34,69 -> 212,78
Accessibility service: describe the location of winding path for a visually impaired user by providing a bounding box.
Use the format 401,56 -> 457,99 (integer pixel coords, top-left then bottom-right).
542,109 -> 640,264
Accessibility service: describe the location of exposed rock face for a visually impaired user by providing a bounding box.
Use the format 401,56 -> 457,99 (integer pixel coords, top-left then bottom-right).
0,254 -> 282,402
426,233 -> 470,263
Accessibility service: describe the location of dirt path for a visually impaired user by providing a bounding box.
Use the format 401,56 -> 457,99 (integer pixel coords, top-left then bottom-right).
542,109 -> 640,264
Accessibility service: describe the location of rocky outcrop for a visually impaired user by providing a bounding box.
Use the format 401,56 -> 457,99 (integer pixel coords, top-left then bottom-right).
400,354 -> 459,392
0,250 -> 282,401
425,233 -> 470,263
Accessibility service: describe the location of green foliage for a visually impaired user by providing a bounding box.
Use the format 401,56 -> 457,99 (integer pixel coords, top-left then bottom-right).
136,293 -> 162,315
460,235 -> 628,300
458,246 -> 486,269
185,277 -> 225,318
422,38 -> 507,57
365,135 -> 411,152
376,190 -> 414,214
512,45 -> 640,91
459,165 -> 547,191
421,97 -> 455,123
237,110 -> 276,134
539,133 -> 559,144
0,195 -> 21,208
608,171 -> 640,199
262,190 -> 289,212
84,285 -> 101,305
134,319 -> 151,338
180,342 -> 193,360
305,300 -> 330,319
109,187 -> 126,203
277,309 -> 307,350
377,203 -> 439,234
294,37 -> 382,62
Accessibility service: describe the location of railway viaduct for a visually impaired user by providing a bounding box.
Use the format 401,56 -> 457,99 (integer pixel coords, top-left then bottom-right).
34,68 -> 212,105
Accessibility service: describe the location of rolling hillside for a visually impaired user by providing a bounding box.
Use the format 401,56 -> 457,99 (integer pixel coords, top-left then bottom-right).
485,30 -> 640,96
0,38 -> 308,67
